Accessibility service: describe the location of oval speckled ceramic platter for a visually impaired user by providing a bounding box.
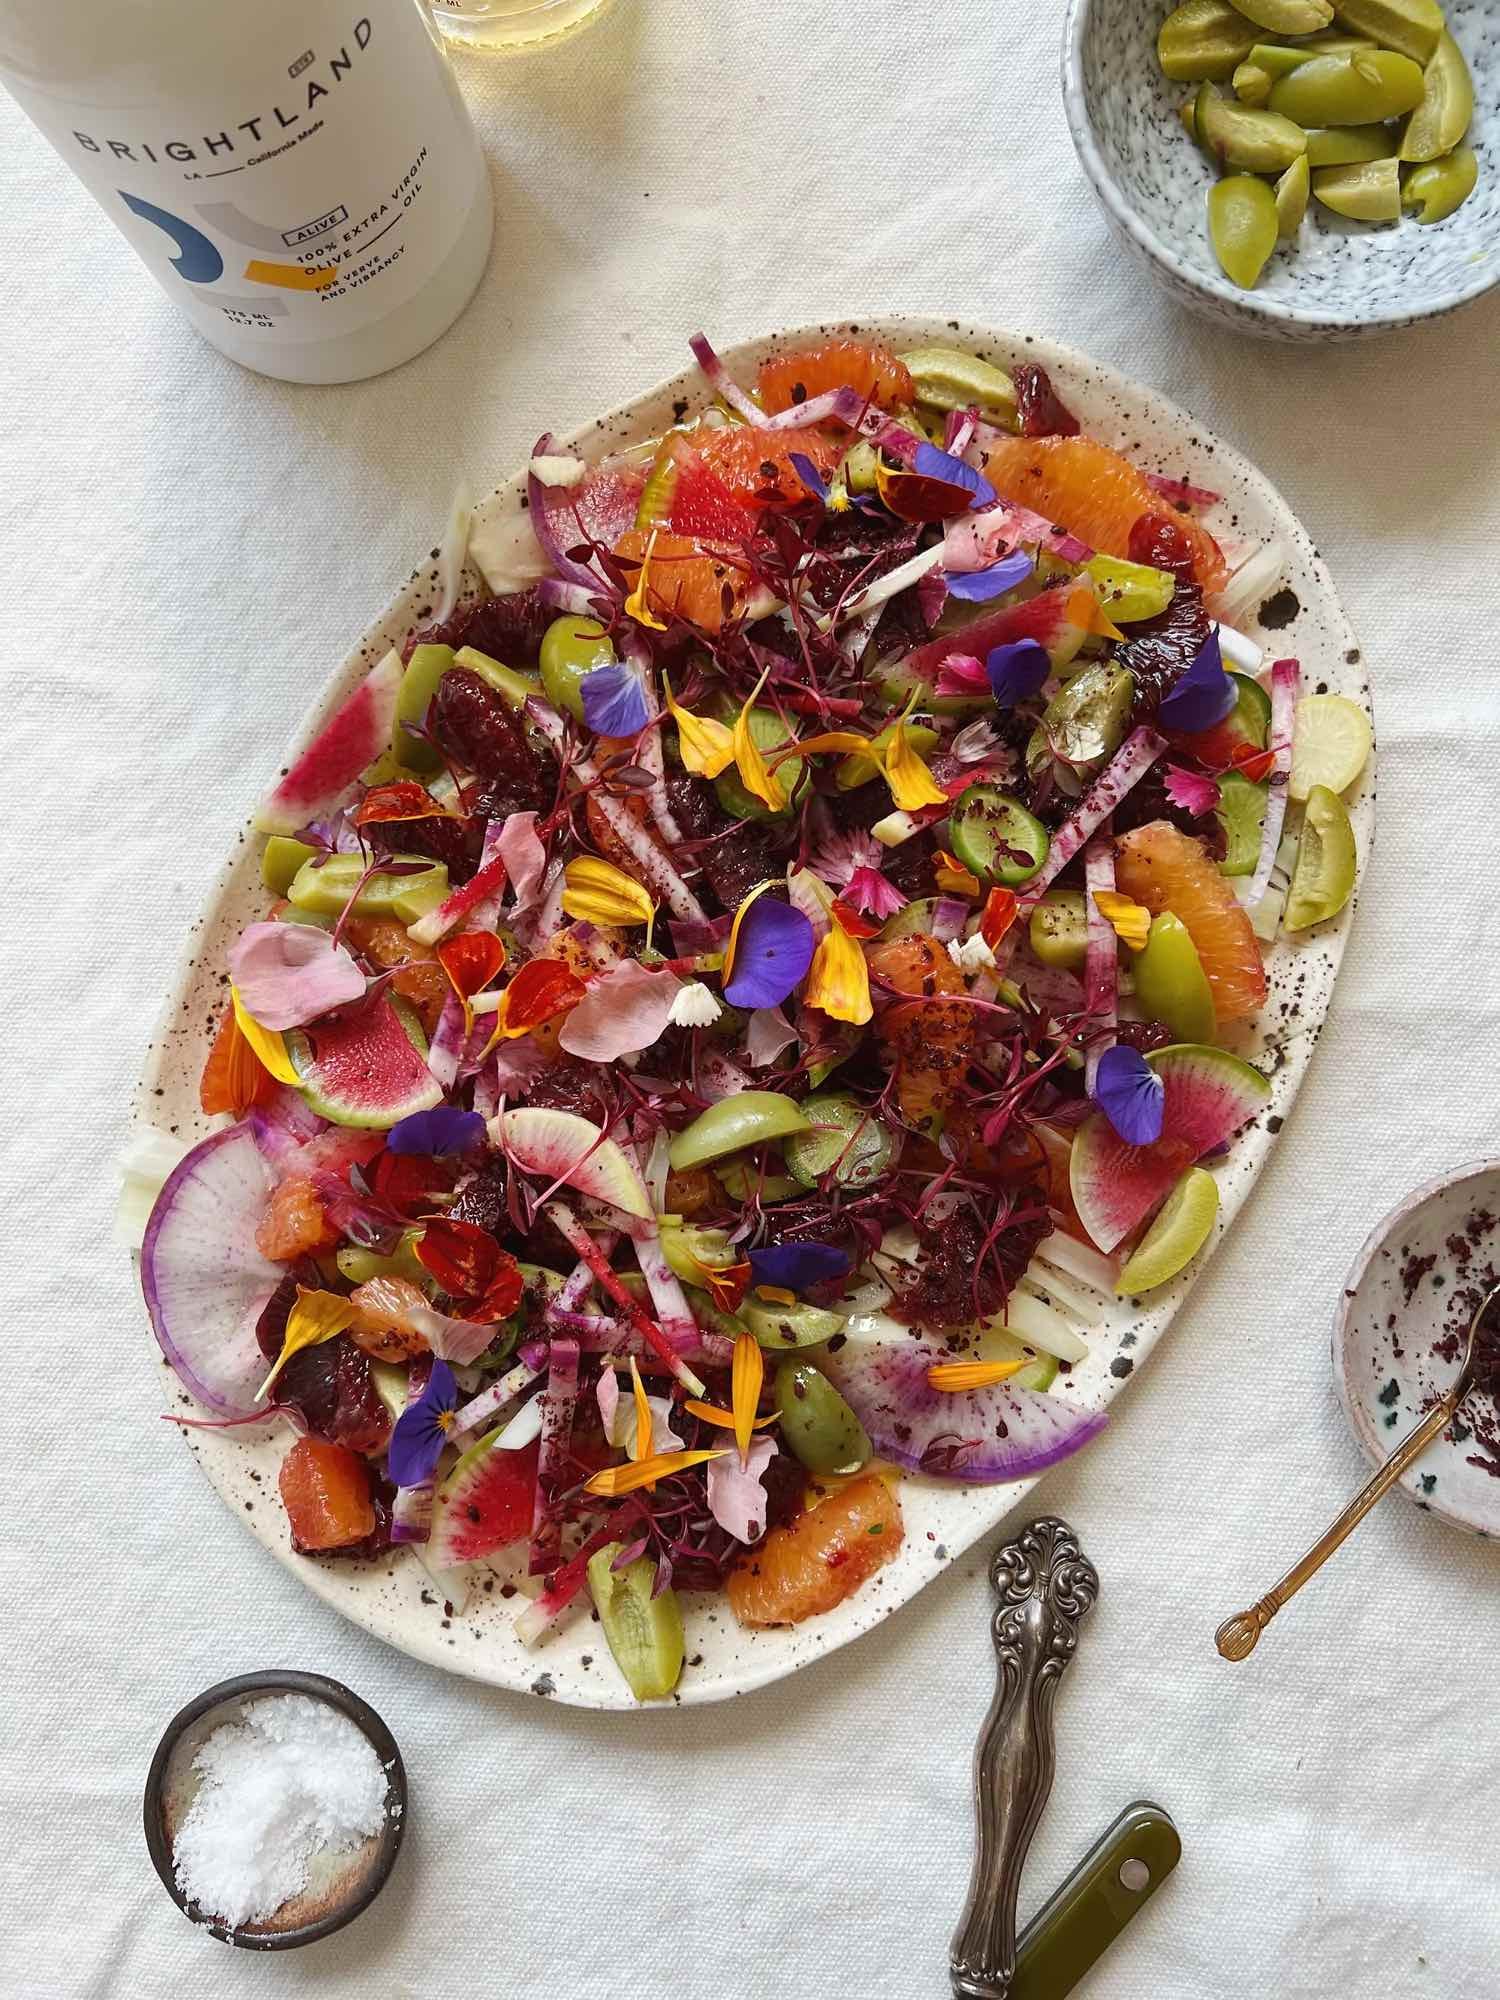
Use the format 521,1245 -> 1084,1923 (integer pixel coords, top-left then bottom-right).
134,319 -> 1375,1708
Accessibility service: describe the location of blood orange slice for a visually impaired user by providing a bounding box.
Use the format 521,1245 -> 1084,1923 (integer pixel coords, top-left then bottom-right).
756,337 -> 914,417
1114,820 -> 1267,1023
726,1474 -> 903,1626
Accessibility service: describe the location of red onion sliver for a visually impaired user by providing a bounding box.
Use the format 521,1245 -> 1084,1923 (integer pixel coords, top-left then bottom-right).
1083,835 -> 1118,1095
528,1336 -> 580,1576
1247,659 -> 1300,906
1146,471 -> 1222,508
688,332 -> 769,426
930,895 -> 970,944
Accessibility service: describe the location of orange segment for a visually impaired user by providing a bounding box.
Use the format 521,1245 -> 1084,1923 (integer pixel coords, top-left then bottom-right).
983,435 -> 1228,592
256,1176 -> 341,1261
727,1473 -> 904,1627
341,914 -> 449,1036
278,1437 -> 375,1550
1114,820 -> 1267,1024
613,527 -> 747,635
757,338 -> 914,417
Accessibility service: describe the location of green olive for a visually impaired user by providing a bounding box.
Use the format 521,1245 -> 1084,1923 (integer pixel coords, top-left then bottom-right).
1232,59 -> 1274,103
393,643 -> 453,771
775,1360 -> 871,1475
1313,154 -> 1403,219
1275,152 -> 1312,235
1330,0 -> 1444,67
738,1298 -> 848,1350
1268,48 -> 1425,125
1303,122 -> 1397,165
1026,662 -> 1134,784
1399,31 -> 1474,163
286,851 -> 449,923
1225,0 -> 1333,34
1247,36 -> 1372,74
451,644 -> 541,709
539,614 -> 614,722
1195,83 -> 1309,169
668,1092 -> 811,1172
844,441 -> 881,493
1208,174 -> 1281,287
900,346 -> 1017,424
1158,0 -> 1259,81
262,835 -> 318,897
586,1544 -> 684,1701
1402,143 -> 1478,221
1028,889 -> 1089,972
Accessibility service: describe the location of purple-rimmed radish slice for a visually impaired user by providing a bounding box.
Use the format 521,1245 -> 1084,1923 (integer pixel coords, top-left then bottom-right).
494,1107 -> 653,1220
140,1122 -> 283,1415
819,1312 -> 1107,1482
255,649 -> 403,837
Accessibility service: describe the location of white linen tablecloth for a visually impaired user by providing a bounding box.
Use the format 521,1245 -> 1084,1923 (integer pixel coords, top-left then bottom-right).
2,3 -> 1498,1993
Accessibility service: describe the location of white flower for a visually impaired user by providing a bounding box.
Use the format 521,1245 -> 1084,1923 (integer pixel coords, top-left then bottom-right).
667,980 -> 723,1028
948,933 -> 997,974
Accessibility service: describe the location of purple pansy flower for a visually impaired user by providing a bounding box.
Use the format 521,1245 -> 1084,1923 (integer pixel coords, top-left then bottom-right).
386,1106 -> 487,1156
1156,630 -> 1237,733
581,663 -> 651,737
913,441 -> 996,510
788,451 -> 831,503
1093,1045 -> 1165,1146
722,895 -> 815,1010
945,550 -> 1035,603
386,1360 -> 459,1488
986,638 -> 1052,709
748,1242 -> 853,1293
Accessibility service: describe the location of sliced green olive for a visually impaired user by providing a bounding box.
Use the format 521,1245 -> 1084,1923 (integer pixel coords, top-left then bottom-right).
393,643 -> 453,771
1209,174 -> 1281,287
1268,48 -> 1425,125
1246,37 -> 1372,75
660,1224 -> 741,1286
835,721 -> 939,791
539,614 -> 614,722
286,851 -> 449,923
1226,0 -> 1333,34
1195,83 -> 1309,170
1133,913 -> 1217,1042
775,1360 -> 871,1475
1085,553 -> 1177,622
452,645 -> 542,709
1284,784 -> 1357,930
262,835 -> 318,897
586,1545 -> 685,1702
1275,153 -> 1312,236
713,1155 -> 801,1204
1215,770 -> 1270,876
1399,31 -> 1474,163
1313,155 -> 1403,219
900,346 -> 1017,424
1303,122 -> 1396,165
668,1093 -> 811,1172
783,1093 -> 895,1189
738,1297 -> 848,1351
1158,0 -> 1259,81
1026,662 -> 1134,785
1402,143 -> 1478,222
1330,0 -> 1444,67
1028,890 -> 1089,972
1232,60 -> 1274,104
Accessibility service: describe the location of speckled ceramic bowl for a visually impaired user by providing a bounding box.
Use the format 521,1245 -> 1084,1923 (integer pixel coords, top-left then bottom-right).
1334,1162 -> 1500,1537
133,321 -> 1374,1708
1063,0 -> 1498,339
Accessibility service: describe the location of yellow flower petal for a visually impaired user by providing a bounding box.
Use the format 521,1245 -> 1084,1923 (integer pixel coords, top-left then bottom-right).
1091,888 -> 1152,953
561,856 -> 657,932
731,670 -> 787,812
584,1447 -> 726,1497
683,1399 -> 779,1433
934,849 -> 982,898
883,719 -> 947,812
664,677 -> 735,780
766,729 -> 873,765
257,1287 -> 355,1401
627,1355 -> 653,1462
624,527 -> 667,631
231,985 -> 302,1088
926,1359 -> 1028,1393
805,923 -> 873,1026
732,1330 -> 764,1465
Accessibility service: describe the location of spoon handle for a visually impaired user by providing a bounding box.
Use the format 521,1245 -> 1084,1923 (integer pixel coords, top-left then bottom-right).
951,1517 -> 1099,2000
1215,1389 -> 1459,1661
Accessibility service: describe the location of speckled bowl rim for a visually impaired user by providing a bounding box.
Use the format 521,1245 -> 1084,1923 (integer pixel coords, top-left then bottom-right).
1060,0 -> 1499,335
143,1670 -> 407,1950
1331,1158 -> 1500,1537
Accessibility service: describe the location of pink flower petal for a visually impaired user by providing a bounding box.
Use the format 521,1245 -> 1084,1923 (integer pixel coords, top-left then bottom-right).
932,652 -> 988,699
228,920 -> 366,1030
844,865 -> 908,920
497,811 -> 547,905
706,1433 -> 776,1542
745,1005 -> 799,1067
1163,763 -> 1222,817
558,959 -> 682,1062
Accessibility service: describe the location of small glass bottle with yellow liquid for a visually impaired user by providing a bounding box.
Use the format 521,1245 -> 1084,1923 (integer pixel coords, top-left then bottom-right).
427,0 -> 615,53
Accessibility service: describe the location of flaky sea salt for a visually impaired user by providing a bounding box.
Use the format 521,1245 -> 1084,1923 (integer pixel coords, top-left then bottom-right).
172,1694 -> 389,1928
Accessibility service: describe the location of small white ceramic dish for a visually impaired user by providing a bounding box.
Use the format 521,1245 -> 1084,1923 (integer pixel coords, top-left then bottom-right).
1062,0 -> 1498,340
1334,1160 -> 1500,1537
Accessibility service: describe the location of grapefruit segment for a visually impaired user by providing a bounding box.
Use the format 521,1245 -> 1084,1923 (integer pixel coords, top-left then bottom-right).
1115,819 -> 1268,1022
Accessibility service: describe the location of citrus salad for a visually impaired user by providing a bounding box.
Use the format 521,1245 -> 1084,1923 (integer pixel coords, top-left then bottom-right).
135,330 -> 1369,1702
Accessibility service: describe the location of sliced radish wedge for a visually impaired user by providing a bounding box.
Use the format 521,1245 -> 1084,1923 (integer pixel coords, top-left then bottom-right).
140,1122 -> 283,1415
494,1107 -> 652,1220
255,649 -> 402,837
819,1311 -> 1106,1482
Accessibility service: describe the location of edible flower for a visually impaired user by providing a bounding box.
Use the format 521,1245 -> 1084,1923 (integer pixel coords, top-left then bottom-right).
683,1398 -> 779,1434
1090,889 -> 1152,953
722,884 -> 815,1010
927,1359 -> 1028,1393
352,780 -> 460,826
387,1106 -> 487,1156
562,856 -> 657,938
732,1330 -> 764,1464
842,865 -> 907,921
979,885 -> 1019,950
629,1357 -> 653,1462
788,451 -> 831,503
667,979 -> 723,1029
876,459 -> 979,525
935,849 -> 982,897
829,898 -> 882,940
1093,1044 -> 1165,1146
597,1366 -> 684,1460
663,677 -> 735,779
1156,630 -> 1236,732
257,1287 -> 355,1401
730,670 -> 787,811
933,651 -> 989,699
986,639 -> 1052,710
228,923 -> 366,1033
747,1242 -> 852,1294
230,985 -> 302,1086
386,1360 -> 459,1487
485,956 -> 587,1045
706,1433 -> 777,1542
944,550 -> 1035,603
436,929 -> 506,1032
559,959 -> 680,1061
884,704 -> 947,811
1163,764 -> 1222,817
679,1244 -> 751,1313
913,441 -> 996,509
581,663 -> 651,738
584,1447 -> 726,1498
807,823 -> 882,890
745,1004 -> 799,1066
804,903 -> 873,1025
415,1216 -> 524,1322
623,527 -> 667,630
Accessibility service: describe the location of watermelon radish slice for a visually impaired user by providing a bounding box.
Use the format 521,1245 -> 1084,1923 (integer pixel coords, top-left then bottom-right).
428,1429 -> 541,1567
255,649 -> 403,837
905,581 -> 1100,685
819,1310 -> 1107,1482
140,1122 -> 283,1414
1068,1043 -> 1270,1254
406,852 -> 508,947
493,1107 -> 652,1221
286,994 -> 443,1130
